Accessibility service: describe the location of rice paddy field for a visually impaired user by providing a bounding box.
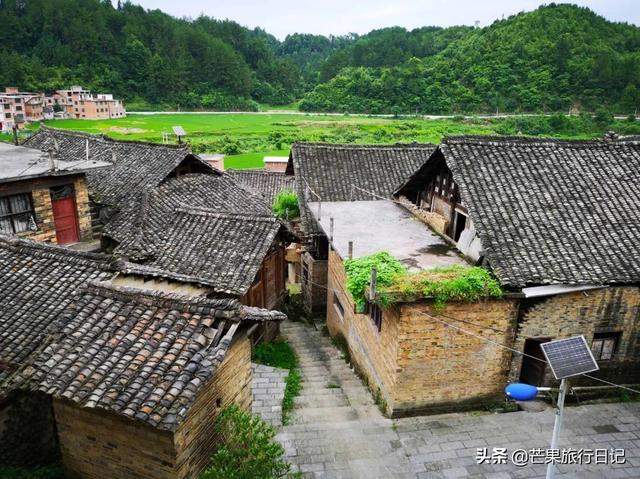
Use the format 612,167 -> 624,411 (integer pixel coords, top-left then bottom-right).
10,112 -> 639,169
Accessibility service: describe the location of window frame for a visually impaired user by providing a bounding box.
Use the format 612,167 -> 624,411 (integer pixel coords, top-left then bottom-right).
333,292 -> 345,321
369,302 -> 383,332
0,193 -> 36,234
591,332 -> 621,361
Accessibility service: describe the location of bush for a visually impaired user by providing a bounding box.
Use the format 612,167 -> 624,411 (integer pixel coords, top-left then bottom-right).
272,189 -> 300,219
344,252 -> 407,310
200,406 -> 299,479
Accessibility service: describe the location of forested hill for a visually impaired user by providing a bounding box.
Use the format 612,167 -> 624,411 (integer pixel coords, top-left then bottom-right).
1,2 -> 639,114
300,4 -> 640,114
0,0 -> 329,109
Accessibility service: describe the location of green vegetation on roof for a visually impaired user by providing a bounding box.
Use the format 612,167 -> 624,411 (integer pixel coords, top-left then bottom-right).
344,253 -> 503,311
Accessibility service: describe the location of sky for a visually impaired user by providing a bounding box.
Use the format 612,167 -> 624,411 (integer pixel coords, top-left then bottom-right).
124,0 -> 639,39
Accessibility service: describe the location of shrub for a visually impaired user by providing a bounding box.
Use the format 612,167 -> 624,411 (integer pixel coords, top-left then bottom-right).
272,189 -> 300,219
201,406 -> 299,479
343,252 -> 407,310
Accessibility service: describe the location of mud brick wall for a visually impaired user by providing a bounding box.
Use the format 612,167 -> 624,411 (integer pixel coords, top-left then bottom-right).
54,401 -> 176,479
174,336 -> 252,478
326,250 -> 400,411
509,287 -> 640,386
54,336 -> 253,479
394,299 -> 518,416
0,392 -> 58,467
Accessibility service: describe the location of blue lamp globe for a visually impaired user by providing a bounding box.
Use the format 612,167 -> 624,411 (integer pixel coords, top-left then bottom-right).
505,383 -> 539,401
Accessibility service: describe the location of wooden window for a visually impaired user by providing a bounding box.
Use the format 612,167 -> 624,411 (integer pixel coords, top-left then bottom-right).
370,302 -> 383,332
333,293 -> 345,320
0,193 -> 35,234
591,332 -> 621,361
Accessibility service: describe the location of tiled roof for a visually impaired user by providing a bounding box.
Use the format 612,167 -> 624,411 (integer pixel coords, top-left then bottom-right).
25,281 -> 285,430
288,142 -> 435,236
0,236 -> 114,393
402,136 -> 640,287
116,210 -> 283,295
105,174 -> 282,295
226,169 -> 295,204
23,127 -> 213,207
105,173 -> 271,247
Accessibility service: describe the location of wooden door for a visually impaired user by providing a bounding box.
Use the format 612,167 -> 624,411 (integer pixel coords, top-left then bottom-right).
519,338 -> 550,386
51,187 -> 80,244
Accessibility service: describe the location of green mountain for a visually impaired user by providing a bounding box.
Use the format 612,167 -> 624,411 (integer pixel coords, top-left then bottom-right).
1,2 -> 638,114
300,4 -> 640,114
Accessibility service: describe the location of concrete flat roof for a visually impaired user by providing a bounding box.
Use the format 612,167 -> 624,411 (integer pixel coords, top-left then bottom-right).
308,200 -> 467,271
263,156 -> 289,163
0,142 -> 110,183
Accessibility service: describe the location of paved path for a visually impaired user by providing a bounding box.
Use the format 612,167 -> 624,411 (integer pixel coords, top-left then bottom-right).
252,363 -> 288,427
276,320 -> 640,479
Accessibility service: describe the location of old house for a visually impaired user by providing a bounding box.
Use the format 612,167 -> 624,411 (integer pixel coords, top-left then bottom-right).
0,235 -> 285,477
0,141 -> 108,244
286,142 -> 435,313
311,136 -> 640,417
23,126 -> 214,228
103,173 -> 292,315
227,169 -> 295,205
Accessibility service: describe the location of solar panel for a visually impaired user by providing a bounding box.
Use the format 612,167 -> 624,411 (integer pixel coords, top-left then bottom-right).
172,126 -> 187,137
540,335 -> 599,380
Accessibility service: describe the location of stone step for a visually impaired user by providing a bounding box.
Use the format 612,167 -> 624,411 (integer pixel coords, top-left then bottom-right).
291,405 -> 382,425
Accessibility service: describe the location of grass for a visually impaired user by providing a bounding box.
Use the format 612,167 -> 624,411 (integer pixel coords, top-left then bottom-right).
14,112 -> 640,170
252,340 -> 302,425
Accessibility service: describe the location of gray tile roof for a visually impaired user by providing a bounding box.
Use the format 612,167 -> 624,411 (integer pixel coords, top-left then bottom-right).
288,142 -> 435,236
106,174 -> 283,295
401,136 -> 640,287
22,127 -> 213,207
0,236 -> 114,394
226,169 -> 295,205
24,281 -> 285,430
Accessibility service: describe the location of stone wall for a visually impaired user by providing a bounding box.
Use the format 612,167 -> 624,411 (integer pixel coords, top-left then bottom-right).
1,175 -> 93,244
326,250 -> 399,410
509,287 -> 640,386
301,251 -> 327,313
395,299 -> 518,416
54,335 -> 253,479
174,335 -> 252,478
0,392 -> 58,467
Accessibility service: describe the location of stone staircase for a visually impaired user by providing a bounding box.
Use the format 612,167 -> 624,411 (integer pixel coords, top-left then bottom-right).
277,320 -> 417,479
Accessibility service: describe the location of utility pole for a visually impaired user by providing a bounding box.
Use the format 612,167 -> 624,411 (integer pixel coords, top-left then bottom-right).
546,378 -> 568,479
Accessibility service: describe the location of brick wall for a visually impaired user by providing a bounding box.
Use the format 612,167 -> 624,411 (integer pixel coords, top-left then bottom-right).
509,287 -> 640,386
395,299 -> 518,416
326,250 -> 399,410
174,335 -> 252,478
54,335 -> 253,479
326,250 -> 518,417
3,175 -> 93,244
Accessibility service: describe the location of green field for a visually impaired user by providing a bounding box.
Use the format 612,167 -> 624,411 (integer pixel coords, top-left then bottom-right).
13,112 -> 640,170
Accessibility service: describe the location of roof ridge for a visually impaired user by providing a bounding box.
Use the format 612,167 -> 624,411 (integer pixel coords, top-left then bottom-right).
83,280 -> 241,313
37,125 -> 191,151
174,205 -> 277,221
442,135 -> 623,148
226,168 -> 287,176
292,141 -> 436,150
0,234 -> 113,266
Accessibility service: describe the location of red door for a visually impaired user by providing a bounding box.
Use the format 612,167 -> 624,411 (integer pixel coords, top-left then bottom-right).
51,191 -> 80,244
